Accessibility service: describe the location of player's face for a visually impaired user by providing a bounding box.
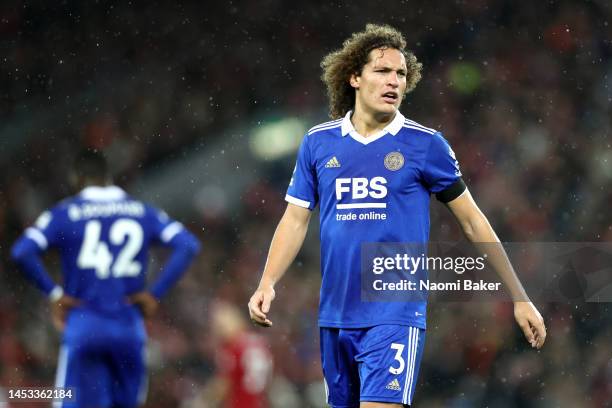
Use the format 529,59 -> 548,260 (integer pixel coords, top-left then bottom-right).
350,48 -> 407,117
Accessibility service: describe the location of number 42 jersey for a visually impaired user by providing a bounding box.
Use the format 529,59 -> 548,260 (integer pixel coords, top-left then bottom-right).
12,185 -> 199,315
286,111 -> 465,329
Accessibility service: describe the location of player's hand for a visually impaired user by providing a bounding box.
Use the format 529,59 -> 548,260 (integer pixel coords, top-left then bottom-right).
50,295 -> 80,332
128,291 -> 159,318
514,301 -> 546,349
248,285 -> 275,327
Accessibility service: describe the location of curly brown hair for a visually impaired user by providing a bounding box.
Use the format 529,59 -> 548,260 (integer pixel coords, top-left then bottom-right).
320,24 -> 422,119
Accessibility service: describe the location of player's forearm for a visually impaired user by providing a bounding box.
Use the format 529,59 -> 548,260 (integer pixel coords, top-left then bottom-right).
258,210 -> 310,289
462,214 -> 530,301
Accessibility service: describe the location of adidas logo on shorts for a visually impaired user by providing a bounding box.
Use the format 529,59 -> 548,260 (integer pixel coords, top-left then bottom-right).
325,156 -> 341,168
386,378 -> 401,391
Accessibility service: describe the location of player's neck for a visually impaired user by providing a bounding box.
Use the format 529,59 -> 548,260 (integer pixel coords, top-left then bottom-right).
350,107 -> 395,138
82,177 -> 112,189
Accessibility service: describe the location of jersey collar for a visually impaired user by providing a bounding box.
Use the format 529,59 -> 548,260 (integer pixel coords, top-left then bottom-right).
340,110 -> 405,145
80,185 -> 127,201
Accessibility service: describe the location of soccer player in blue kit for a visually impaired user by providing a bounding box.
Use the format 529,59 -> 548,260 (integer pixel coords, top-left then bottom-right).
11,150 -> 201,408
248,24 -> 546,407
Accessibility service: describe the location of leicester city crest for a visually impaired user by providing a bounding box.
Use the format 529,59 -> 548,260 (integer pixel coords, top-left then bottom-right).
384,151 -> 404,171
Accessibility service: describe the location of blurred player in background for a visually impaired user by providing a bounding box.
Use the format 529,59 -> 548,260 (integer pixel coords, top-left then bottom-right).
11,149 -> 201,408
249,24 -> 546,407
194,300 -> 272,408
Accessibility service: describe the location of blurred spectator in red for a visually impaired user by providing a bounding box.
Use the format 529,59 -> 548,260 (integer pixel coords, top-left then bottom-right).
194,300 -> 272,408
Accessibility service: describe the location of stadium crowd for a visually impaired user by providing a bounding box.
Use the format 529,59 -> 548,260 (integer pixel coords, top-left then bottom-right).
1,0 -> 611,406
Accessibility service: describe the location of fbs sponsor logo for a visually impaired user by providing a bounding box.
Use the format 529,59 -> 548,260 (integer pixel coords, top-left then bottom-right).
325,156 -> 341,168
334,177 -> 389,214
386,378 -> 401,391
335,177 -> 387,201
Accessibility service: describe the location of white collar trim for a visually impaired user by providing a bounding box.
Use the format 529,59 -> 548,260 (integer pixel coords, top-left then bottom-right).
80,186 -> 127,201
341,110 -> 405,145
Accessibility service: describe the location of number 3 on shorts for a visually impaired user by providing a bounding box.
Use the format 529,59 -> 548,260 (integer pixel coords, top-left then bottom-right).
388,343 -> 405,375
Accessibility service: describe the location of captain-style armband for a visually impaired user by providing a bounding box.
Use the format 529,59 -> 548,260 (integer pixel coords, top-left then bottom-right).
48,286 -> 64,302
435,178 -> 467,203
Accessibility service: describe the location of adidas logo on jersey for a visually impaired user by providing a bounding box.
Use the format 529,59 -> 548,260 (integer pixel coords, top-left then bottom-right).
325,156 -> 341,168
386,378 -> 401,391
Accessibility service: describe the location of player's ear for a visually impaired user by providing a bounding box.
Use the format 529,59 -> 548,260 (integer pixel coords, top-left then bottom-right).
349,72 -> 361,89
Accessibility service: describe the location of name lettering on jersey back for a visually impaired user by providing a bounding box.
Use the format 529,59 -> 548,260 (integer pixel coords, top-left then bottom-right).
68,201 -> 145,221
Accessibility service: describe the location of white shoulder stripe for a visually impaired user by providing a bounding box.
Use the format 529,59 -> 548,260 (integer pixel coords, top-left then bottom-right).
308,122 -> 342,135
308,118 -> 342,133
402,124 -> 436,135
25,227 -> 48,249
404,119 -> 436,133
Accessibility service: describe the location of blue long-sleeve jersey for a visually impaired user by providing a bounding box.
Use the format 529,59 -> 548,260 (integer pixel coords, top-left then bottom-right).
11,185 -> 200,314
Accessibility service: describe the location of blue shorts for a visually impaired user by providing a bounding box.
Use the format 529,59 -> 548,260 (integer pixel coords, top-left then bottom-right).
320,325 -> 425,408
53,308 -> 147,408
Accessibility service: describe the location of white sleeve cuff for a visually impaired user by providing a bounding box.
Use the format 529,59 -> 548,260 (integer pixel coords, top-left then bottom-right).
285,194 -> 311,209
48,286 -> 64,302
25,227 -> 49,249
160,222 -> 183,243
